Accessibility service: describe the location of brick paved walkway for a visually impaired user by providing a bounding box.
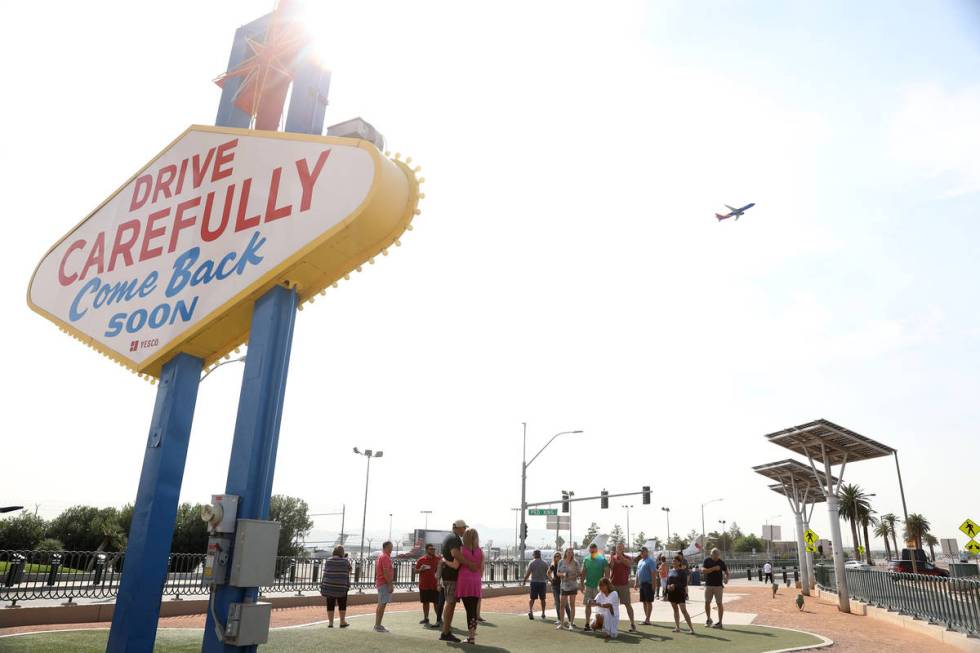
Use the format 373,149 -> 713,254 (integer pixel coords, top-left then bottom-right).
0,584 -> 961,651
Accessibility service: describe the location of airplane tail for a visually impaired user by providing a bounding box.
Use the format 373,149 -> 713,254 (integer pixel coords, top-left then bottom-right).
590,533 -> 610,552
715,213 -> 729,221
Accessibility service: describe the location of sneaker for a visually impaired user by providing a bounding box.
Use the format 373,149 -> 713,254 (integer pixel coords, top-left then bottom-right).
434,621 -> 443,629
528,611 -> 534,620
705,618 -> 713,627
564,623 -> 573,631
440,633 -> 461,642
419,618 -> 430,625
328,624 -> 334,628
556,623 -> 564,630
374,625 -> 389,633
584,625 -> 592,632
629,625 -> 637,633
712,622 -> 723,629
541,613 -> 547,620
672,627 -> 681,633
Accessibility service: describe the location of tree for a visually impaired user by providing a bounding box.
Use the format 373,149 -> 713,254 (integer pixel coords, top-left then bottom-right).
733,533 -> 764,553
171,503 -> 210,556
727,522 -> 745,541
666,532 -> 689,551
858,504 -> 877,565
0,511 -> 47,550
903,514 -> 930,551
633,531 -> 647,549
880,513 -> 900,558
91,508 -> 127,553
837,484 -> 870,559
35,538 -> 65,553
269,495 -> 314,557
609,524 -> 624,547
873,522 -> 892,561
47,506 -> 104,551
581,522 -> 601,549
923,533 -> 938,562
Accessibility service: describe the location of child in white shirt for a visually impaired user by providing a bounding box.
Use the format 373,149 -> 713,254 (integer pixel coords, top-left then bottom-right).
593,578 -> 621,639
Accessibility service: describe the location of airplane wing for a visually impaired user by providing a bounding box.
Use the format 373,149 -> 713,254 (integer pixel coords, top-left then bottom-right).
724,204 -> 737,212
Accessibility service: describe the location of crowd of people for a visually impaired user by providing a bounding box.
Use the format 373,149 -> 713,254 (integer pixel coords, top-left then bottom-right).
318,519 -> 731,644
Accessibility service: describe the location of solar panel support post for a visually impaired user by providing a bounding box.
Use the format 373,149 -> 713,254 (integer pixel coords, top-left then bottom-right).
792,511 -> 811,596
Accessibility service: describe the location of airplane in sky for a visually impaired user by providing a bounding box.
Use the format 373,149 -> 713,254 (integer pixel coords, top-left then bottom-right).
715,202 -> 755,221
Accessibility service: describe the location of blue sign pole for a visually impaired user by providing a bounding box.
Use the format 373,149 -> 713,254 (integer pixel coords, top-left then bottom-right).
106,353 -> 202,652
201,286 -> 297,653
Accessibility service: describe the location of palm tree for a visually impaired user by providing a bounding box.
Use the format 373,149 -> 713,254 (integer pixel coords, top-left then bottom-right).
858,506 -> 878,565
923,533 -> 938,562
903,513 -> 931,550
873,522 -> 892,561
880,513 -> 900,559
838,484 -> 871,559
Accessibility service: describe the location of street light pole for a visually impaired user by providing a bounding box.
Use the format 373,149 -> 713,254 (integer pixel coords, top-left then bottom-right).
388,513 -> 393,542
622,505 -> 634,550
520,424 -> 582,562
354,447 -> 384,566
718,520 -> 727,552
661,507 -> 671,547
420,510 -> 432,530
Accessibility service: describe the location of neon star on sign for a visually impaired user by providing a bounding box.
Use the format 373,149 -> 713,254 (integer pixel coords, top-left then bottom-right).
28,125 -> 421,378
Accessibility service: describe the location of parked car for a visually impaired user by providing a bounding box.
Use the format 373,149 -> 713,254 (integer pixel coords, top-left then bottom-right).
886,559 -> 949,577
844,560 -> 872,570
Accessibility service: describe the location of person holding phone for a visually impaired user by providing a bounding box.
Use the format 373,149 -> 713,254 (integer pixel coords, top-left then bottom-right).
415,543 -> 441,627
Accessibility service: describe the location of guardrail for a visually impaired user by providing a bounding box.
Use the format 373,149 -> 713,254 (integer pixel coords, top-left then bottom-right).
814,565 -> 980,635
0,550 -> 525,606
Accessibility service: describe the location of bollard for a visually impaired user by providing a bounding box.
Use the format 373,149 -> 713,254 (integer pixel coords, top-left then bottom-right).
289,559 -> 297,583
490,564 -> 495,582
312,559 -> 321,584
793,568 -> 799,583
47,553 -> 62,587
92,553 -> 107,586
4,554 -> 26,587
782,569 -> 789,587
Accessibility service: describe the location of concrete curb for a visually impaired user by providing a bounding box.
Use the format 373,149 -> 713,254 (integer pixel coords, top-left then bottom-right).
0,585 -> 527,629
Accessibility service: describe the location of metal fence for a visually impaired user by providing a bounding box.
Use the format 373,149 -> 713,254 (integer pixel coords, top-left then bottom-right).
0,550 -> 525,606
814,565 -> 980,635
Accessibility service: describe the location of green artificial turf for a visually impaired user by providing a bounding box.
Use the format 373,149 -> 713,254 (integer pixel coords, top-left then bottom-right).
0,612 -> 825,652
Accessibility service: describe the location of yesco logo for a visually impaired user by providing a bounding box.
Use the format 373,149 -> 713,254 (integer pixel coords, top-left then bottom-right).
28,125 -> 420,378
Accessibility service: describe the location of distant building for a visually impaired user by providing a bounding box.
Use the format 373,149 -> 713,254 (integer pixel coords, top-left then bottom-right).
761,525 -> 782,541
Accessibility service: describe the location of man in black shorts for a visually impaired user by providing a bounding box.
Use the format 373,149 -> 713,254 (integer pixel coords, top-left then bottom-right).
439,519 -> 467,642
701,548 -> 730,629
415,544 -> 441,626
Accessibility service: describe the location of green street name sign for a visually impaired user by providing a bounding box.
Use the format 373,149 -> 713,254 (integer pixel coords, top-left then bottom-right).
529,509 -> 558,516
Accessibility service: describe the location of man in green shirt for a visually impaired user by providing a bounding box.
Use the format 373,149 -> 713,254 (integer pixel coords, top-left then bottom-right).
581,542 -> 610,632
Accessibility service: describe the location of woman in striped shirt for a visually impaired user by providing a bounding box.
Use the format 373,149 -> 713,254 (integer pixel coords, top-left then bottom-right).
320,546 -> 353,628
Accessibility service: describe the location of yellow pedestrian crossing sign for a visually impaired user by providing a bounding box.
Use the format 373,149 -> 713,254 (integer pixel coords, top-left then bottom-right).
966,540 -> 980,556
960,518 -> 979,539
804,529 -> 819,546
806,544 -> 817,554
857,545 -> 865,555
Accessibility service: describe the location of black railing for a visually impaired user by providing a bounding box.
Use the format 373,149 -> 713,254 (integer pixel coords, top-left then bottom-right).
814,565 -> 980,635
0,550 -> 525,605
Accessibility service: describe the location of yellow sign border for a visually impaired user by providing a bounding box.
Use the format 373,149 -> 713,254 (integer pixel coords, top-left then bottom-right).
27,125 -> 421,379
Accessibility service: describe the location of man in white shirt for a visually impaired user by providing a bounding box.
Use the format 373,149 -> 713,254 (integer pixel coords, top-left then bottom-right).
763,561 -> 773,585
592,578 -> 621,639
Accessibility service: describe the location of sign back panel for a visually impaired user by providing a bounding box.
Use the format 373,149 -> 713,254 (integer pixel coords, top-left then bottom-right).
28,125 -> 420,378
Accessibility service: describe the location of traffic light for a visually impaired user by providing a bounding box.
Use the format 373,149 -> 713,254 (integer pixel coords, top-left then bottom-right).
521,523 -> 528,540
562,491 -> 570,513
642,486 -> 651,505
601,489 -> 609,509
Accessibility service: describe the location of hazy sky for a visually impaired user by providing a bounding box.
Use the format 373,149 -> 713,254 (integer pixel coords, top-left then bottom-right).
2,1 -> 979,554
